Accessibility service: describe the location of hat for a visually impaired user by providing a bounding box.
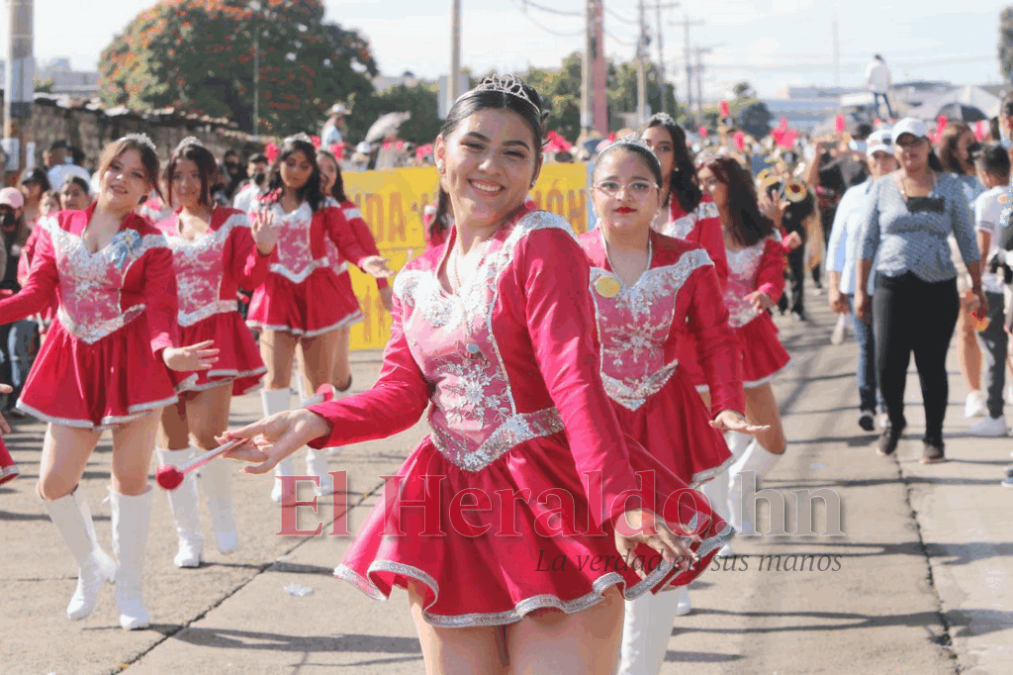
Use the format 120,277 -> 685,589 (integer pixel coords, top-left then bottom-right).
891,117 -> 928,142
866,129 -> 892,158
0,187 -> 24,210
328,103 -> 350,117
355,141 -> 372,155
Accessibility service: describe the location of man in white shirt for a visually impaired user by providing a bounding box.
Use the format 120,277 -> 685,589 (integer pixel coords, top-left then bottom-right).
864,55 -> 894,119
232,153 -> 270,214
968,145 -> 1011,436
45,140 -> 92,192
321,103 -> 349,150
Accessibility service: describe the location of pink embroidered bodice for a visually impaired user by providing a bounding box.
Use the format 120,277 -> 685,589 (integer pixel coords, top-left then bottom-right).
656,200 -> 720,240
271,202 -> 327,283
49,221 -> 167,343
724,237 -> 777,328
393,213 -> 570,471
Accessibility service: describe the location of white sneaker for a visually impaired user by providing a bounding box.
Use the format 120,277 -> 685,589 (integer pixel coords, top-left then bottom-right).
965,391 -> 988,418
674,586 -> 691,616
969,415 -> 1008,437
831,314 -> 848,345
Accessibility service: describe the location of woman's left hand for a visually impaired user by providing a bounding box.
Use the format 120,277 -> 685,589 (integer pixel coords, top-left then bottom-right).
361,255 -> 395,279
163,340 -> 219,371
217,409 -> 332,474
744,290 -> 773,311
614,508 -> 700,578
709,410 -> 770,434
251,207 -> 282,255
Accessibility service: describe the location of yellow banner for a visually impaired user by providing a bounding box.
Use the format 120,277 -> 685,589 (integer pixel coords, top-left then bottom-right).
343,163 -> 590,351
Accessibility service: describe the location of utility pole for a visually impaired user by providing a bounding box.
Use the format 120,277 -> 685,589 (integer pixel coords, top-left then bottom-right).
670,13 -> 703,124
5,0 -> 34,175
832,13 -> 840,88
592,0 -> 607,135
694,46 -> 712,123
636,0 -> 648,126
449,0 -> 461,109
581,0 -> 593,133
655,1 -> 666,114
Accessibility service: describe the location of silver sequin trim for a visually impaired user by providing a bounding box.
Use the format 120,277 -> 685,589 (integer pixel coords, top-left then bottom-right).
429,407 -> 565,472
601,362 -> 678,411
742,357 -> 793,389
724,237 -> 777,328
16,393 -> 179,431
56,305 -> 145,344
268,202 -> 332,283
179,300 -> 239,327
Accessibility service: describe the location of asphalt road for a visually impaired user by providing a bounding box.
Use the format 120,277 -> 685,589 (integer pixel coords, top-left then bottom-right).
1,293 -> 1011,674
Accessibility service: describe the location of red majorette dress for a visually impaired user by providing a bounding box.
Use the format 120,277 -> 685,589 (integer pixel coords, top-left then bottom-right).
0,205 -> 190,429
653,195 -> 728,393
422,202 -> 452,253
324,198 -> 388,325
578,230 -> 741,487
0,438 -> 18,485
304,208 -> 731,627
156,207 -> 268,396
246,200 -> 373,336
17,219 -> 58,330
725,235 -> 792,388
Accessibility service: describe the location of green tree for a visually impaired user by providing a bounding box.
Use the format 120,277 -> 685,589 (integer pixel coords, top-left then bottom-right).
1001,7 -> 1013,84
524,53 -> 583,143
346,82 -> 443,146
33,77 -> 55,94
607,61 -> 677,131
98,0 -> 377,137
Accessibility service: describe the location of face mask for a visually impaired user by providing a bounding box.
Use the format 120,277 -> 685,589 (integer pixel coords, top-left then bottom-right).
253,172 -> 266,186
1,213 -> 15,229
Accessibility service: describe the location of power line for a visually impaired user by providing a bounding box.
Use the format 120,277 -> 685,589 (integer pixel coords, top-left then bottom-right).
605,6 -> 638,24
605,28 -> 637,47
519,0 -> 582,17
508,0 -> 585,36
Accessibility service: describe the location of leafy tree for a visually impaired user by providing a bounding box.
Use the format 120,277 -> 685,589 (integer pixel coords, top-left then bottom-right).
33,77 -> 54,94
607,60 -> 677,131
732,81 -> 755,100
1001,7 -> 1013,85
98,0 -> 377,137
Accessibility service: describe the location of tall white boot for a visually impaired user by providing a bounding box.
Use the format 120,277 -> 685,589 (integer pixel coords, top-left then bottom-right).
724,431 -> 753,460
155,447 -> 203,568
701,472 -> 733,557
110,487 -> 152,630
727,440 -> 782,536
261,389 -> 295,503
617,590 -> 683,675
300,395 -> 333,496
43,491 -> 118,620
200,451 -> 240,554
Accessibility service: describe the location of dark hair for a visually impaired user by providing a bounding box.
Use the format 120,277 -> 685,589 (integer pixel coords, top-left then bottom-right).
989,117 -> 1001,142
974,143 -> 1011,181
224,149 -> 239,160
702,156 -> 774,246
62,175 -> 90,195
781,188 -> 816,234
316,149 -> 347,202
166,141 -> 217,207
248,153 -> 268,165
874,54 -> 884,61
1001,92 -> 1013,119
18,167 -> 51,192
429,187 -> 453,241
852,123 -> 873,141
49,140 -> 68,152
937,122 -> 974,175
96,136 -> 163,203
640,113 -> 702,214
265,137 -> 324,212
435,75 -> 545,217
591,137 -> 664,187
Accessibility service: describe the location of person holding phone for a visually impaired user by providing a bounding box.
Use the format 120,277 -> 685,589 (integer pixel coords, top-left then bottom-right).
856,118 -> 984,463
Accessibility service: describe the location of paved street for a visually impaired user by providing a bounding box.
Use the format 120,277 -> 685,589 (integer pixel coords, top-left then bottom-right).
2,294 -> 1011,675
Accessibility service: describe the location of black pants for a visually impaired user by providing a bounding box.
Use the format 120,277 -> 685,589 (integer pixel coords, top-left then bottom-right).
873,272 -> 959,443
786,245 -> 805,315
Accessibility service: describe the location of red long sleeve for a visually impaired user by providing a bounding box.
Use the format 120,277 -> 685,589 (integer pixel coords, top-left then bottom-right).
692,218 -> 729,286
685,266 -> 744,416
142,246 -> 181,358
518,230 -> 640,527
755,238 -> 786,303
344,203 -> 388,290
322,206 -> 371,269
17,226 -> 42,286
308,285 -> 430,449
0,226 -> 59,322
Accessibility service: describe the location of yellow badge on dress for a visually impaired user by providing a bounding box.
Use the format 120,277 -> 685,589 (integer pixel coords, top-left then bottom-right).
595,275 -> 621,298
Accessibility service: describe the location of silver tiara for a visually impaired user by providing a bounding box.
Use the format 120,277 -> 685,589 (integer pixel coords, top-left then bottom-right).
602,133 -> 654,154
175,136 -> 206,152
284,132 -> 314,145
121,133 -> 156,152
649,112 -> 678,128
461,74 -> 540,115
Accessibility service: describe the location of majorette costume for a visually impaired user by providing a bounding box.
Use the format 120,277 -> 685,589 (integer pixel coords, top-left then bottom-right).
0,204 -> 190,429
304,208 -> 732,627
156,206 -> 267,396
0,437 -> 18,485
323,198 -> 389,328
246,199 -> 374,337
17,224 -> 58,329
724,234 -> 792,388
653,195 -> 728,393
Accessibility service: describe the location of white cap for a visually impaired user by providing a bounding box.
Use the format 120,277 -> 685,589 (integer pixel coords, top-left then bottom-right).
891,117 -> 928,142
866,129 -> 893,158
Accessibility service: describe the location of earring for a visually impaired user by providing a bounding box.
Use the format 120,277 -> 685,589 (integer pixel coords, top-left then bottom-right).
437,160 -> 444,172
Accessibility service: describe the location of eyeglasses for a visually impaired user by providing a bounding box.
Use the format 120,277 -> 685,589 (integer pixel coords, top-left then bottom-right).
594,180 -> 658,198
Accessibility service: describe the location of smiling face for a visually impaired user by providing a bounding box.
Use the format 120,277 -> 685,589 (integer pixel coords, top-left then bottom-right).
435,108 -> 539,228
869,150 -> 898,179
171,157 -> 204,210
895,134 -> 930,173
641,125 -> 675,181
591,149 -> 660,235
100,149 -> 153,211
318,153 -> 338,194
60,180 -> 90,211
279,150 -> 314,192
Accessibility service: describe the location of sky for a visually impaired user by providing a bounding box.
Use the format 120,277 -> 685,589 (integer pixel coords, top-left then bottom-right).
14,0 -> 1012,100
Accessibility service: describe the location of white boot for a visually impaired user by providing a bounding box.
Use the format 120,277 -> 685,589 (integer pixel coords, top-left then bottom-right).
155,448 -> 203,568
300,395 -> 333,496
724,431 -> 753,460
701,472 -> 734,557
110,487 -> 152,630
617,590 -> 683,675
43,492 -> 118,620
727,440 -> 782,536
200,451 -> 240,554
262,389 -> 296,503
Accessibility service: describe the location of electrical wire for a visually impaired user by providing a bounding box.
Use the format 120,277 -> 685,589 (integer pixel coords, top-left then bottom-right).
508,0 -> 585,37
605,28 -> 637,48
605,6 -> 638,25
519,0 -> 582,17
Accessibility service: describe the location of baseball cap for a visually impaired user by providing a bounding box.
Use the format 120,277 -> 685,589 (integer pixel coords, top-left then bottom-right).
891,117 -> 928,142
0,187 -> 25,210
866,129 -> 893,157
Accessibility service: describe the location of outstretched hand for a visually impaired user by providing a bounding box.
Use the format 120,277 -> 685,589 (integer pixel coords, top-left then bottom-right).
163,340 -> 219,371
217,408 -> 332,475
709,409 -> 770,434
614,508 -> 700,579
361,255 -> 395,279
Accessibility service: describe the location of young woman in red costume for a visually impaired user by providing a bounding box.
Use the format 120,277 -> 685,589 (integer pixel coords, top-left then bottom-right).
245,135 -> 392,503
0,384 -> 19,485
222,75 -> 730,674
0,135 -> 216,630
316,149 -> 392,399
581,138 -> 761,674
153,138 -> 279,568
699,156 -> 791,539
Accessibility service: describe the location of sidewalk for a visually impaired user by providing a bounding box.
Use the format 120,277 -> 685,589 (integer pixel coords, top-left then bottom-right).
1,297 -> 1011,674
